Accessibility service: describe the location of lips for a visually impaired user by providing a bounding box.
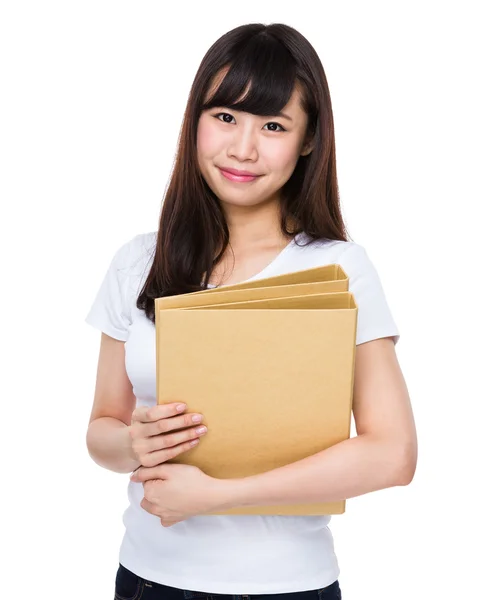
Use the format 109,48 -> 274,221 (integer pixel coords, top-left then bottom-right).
218,167 -> 261,183
219,167 -> 260,177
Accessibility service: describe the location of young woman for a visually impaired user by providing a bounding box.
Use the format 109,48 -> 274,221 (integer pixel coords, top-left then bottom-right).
85,22 -> 417,600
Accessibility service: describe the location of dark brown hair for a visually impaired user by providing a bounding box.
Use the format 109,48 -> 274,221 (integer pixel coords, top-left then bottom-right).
137,22 -> 351,323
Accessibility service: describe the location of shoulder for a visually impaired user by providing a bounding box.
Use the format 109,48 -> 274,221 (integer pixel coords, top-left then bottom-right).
296,234 -> 372,270
110,231 -> 157,272
329,241 -> 376,275
321,240 -> 390,298
108,231 -> 157,298
288,235 -> 381,286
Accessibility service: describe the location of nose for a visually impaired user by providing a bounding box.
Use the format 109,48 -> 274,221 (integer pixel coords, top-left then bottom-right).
226,124 -> 259,162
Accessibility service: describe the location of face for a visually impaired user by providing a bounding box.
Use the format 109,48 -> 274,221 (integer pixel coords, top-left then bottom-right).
196,80 -> 313,210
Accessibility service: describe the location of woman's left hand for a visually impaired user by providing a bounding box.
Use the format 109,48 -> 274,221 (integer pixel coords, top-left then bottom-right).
130,463 -> 230,526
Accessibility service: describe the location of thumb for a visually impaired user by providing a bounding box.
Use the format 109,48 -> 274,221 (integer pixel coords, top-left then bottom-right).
130,464 -> 172,483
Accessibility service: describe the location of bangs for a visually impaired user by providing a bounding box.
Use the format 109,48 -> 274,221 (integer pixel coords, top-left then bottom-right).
201,35 -> 298,117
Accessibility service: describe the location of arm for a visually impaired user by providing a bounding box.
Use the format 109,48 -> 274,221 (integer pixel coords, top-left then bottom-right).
86,417 -> 140,474
219,337 -> 418,508
86,333 -> 140,474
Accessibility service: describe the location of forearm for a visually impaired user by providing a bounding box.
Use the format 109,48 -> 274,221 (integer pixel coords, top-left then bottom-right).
222,434 -> 413,508
86,417 -> 141,474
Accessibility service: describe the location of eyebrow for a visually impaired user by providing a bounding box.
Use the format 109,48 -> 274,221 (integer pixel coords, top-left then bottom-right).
274,111 -> 293,122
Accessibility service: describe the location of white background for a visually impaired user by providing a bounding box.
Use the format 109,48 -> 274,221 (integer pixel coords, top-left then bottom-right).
1,1 -> 490,598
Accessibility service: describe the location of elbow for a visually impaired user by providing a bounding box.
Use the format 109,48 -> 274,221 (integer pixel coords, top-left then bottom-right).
394,439 -> 418,486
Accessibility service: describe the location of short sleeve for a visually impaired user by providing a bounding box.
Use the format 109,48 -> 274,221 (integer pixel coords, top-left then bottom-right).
337,243 -> 400,346
84,239 -> 133,341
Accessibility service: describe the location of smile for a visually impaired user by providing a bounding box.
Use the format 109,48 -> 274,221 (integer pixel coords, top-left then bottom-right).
218,168 -> 260,183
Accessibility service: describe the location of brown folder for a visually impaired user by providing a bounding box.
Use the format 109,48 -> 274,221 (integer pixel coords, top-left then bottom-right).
191,263 -> 349,293
155,265 -> 357,516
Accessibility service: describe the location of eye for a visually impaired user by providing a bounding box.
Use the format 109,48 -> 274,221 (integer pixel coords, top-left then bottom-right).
212,112 -> 286,132
264,121 -> 286,132
214,112 -> 235,124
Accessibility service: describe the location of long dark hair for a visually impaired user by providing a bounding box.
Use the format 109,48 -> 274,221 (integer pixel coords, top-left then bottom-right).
137,22 -> 351,323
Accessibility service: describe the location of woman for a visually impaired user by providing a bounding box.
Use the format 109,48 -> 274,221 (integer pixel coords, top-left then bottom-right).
85,22 -> 417,600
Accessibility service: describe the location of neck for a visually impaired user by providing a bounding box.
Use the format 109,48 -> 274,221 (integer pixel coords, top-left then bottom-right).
221,198 -> 294,251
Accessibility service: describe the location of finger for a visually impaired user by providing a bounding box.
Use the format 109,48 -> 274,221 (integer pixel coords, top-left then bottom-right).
146,412 -> 204,438
131,463 -> 175,483
161,518 -> 183,527
142,480 -> 161,504
146,422 -> 207,452
140,497 -> 159,515
132,403 -> 187,424
138,437 -> 202,469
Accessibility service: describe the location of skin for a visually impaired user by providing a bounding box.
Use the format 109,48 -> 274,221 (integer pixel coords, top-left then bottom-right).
197,83 -> 313,212
196,68 -> 314,262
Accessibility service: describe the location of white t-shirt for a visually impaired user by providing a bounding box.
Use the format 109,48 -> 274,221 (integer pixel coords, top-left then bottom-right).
85,230 -> 400,594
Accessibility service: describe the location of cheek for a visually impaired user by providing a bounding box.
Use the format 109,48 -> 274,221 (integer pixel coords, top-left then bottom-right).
264,142 -> 301,172
197,119 -> 220,158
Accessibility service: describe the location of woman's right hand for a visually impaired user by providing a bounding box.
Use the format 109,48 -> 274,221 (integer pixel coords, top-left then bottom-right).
129,403 -> 207,468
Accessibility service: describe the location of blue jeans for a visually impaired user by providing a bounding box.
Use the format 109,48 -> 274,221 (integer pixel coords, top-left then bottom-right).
114,563 -> 342,600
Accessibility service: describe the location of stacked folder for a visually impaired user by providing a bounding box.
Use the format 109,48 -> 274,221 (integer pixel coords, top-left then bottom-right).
154,263 -> 358,516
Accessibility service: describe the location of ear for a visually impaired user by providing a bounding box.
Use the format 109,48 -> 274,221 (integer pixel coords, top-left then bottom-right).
299,130 -> 315,157
300,140 -> 314,157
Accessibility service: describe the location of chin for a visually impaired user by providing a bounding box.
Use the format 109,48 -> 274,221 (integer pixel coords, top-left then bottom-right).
218,194 -> 272,209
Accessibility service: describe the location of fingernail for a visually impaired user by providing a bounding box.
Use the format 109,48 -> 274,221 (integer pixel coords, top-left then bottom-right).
176,404 -> 187,412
